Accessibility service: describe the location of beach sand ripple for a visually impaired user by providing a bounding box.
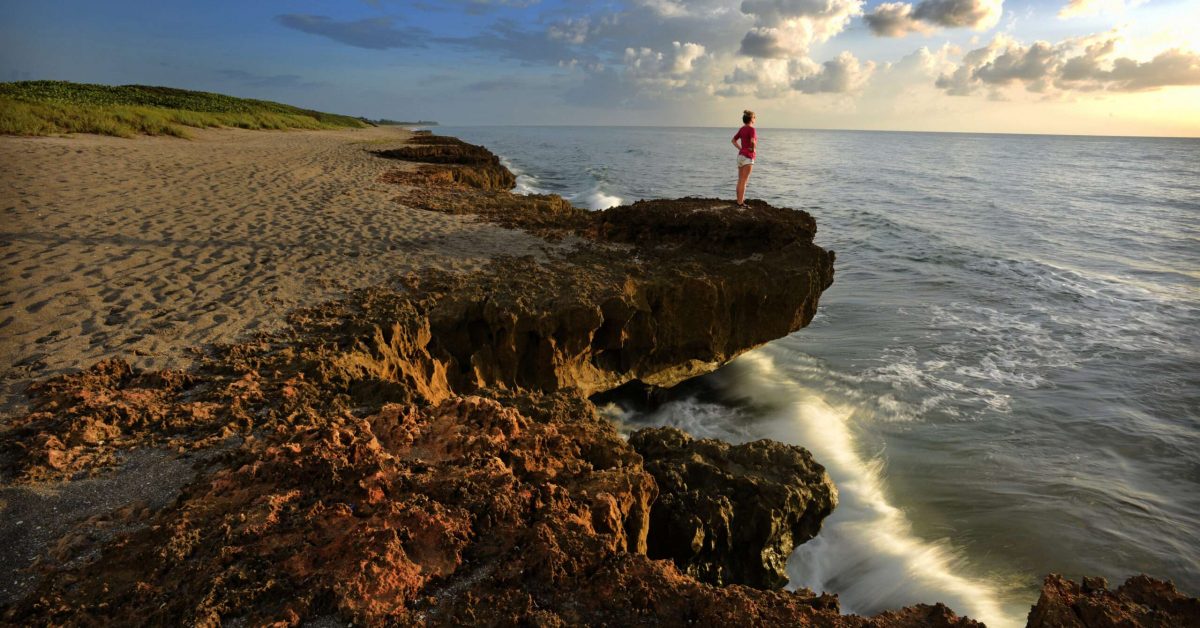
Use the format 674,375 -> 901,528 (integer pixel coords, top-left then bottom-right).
0,127 -> 555,413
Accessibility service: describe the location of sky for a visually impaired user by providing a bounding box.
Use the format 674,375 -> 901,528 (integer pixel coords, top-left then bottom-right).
2,0 -> 1198,136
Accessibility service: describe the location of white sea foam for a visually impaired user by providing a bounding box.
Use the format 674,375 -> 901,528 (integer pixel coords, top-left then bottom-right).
636,350 -> 1023,628
513,176 -> 545,196
500,157 -> 549,196
570,185 -> 623,210
499,155 -> 621,209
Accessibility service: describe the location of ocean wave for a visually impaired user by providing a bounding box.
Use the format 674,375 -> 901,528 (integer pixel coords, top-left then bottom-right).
623,351 -> 1023,628
567,184 -> 623,210
499,157 -> 550,196
498,155 -> 622,209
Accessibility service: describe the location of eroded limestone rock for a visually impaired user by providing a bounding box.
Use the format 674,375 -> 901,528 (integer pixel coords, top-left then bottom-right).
630,426 -> 838,589
1027,573 -> 1200,627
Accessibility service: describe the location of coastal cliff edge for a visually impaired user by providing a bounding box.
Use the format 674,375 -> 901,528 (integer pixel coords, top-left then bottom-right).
0,132 -> 1192,627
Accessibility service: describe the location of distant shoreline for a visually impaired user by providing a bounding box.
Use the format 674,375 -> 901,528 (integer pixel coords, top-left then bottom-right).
369,119 -> 439,127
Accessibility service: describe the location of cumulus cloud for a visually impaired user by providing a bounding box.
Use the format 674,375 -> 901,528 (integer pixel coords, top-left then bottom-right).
274,14 -> 427,49
543,0 -> 873,100
936,31 -> 1200,95
863,3 -> 931,37
719,51 -> 874,96
864,43 -> 959,95
623,41 -> 710,89
738,0 -> 864,58
1067,48 -> 1200,91
738,28 -> 794,58
718,58 -> 797,97
912,0 -> 1002,27
793,51 -> 877,92
864,0 -> 1001,37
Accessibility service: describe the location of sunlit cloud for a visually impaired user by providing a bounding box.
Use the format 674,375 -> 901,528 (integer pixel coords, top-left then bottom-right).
865,0 -> 1003,38
936,30 -> 1200,96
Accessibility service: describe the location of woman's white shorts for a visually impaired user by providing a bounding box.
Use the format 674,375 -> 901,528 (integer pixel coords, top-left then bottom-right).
737,155 -> 755,168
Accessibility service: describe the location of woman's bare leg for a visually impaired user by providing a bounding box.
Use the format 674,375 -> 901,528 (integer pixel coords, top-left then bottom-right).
737,164 -> 753,204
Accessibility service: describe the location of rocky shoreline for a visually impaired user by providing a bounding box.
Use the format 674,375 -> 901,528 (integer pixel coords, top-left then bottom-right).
0,132 -> 1195,626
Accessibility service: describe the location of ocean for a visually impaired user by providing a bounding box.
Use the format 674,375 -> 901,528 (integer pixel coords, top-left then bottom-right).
437,125 -> 1200,626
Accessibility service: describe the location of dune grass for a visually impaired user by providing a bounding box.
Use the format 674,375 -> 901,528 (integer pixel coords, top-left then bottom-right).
0,81 -> 368,138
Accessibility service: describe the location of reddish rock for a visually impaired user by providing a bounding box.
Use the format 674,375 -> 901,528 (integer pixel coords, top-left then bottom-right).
1027,573 -> 1200,627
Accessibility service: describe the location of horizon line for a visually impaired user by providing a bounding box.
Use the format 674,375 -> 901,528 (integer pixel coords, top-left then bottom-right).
426,123 -> 1200,141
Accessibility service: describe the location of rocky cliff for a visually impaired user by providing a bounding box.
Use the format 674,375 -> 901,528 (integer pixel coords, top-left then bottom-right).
4,132 -> 1190,627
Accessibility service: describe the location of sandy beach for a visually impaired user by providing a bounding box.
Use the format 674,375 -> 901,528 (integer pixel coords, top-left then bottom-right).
0,126 -> 557,413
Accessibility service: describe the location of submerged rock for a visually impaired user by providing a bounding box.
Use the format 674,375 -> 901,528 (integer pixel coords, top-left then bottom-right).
1027,573 -> 1200,627
630,426 -> 838,589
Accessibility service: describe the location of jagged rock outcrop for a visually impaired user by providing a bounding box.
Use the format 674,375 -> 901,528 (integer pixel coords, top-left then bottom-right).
3,381 -> 980,627
374,135 -> 516,190
374,145 -> 837,399
629,426 -> 838,589
4,394 -> 655,625
1027,574 -> 1200,627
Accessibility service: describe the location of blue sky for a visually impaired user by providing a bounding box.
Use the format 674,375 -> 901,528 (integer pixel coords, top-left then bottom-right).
3,0 -> 1198,135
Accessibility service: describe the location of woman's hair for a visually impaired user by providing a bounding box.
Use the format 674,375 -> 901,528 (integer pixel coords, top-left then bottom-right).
742,109 -> 755,124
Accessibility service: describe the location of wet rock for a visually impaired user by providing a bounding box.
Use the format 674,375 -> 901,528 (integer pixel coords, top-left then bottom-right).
1026,573 -> 1200,627
373,135 -> 515,190
629,426 -> 837,588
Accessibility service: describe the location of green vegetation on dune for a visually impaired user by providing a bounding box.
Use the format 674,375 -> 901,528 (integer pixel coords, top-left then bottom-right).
0,80 -> 368,138
370,118 -> 439,126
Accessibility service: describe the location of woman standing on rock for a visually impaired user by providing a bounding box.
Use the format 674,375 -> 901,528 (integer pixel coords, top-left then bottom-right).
732,110 -> 757,208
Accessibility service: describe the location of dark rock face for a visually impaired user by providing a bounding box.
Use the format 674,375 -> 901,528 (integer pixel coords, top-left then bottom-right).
1027,573 -> 1200,627
629,426 -> 838,589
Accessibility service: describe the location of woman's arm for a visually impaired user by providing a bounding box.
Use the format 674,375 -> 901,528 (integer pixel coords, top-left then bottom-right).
731,136 -> 740,150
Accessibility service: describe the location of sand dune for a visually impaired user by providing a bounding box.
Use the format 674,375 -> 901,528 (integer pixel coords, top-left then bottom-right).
0,126 -> 556,413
